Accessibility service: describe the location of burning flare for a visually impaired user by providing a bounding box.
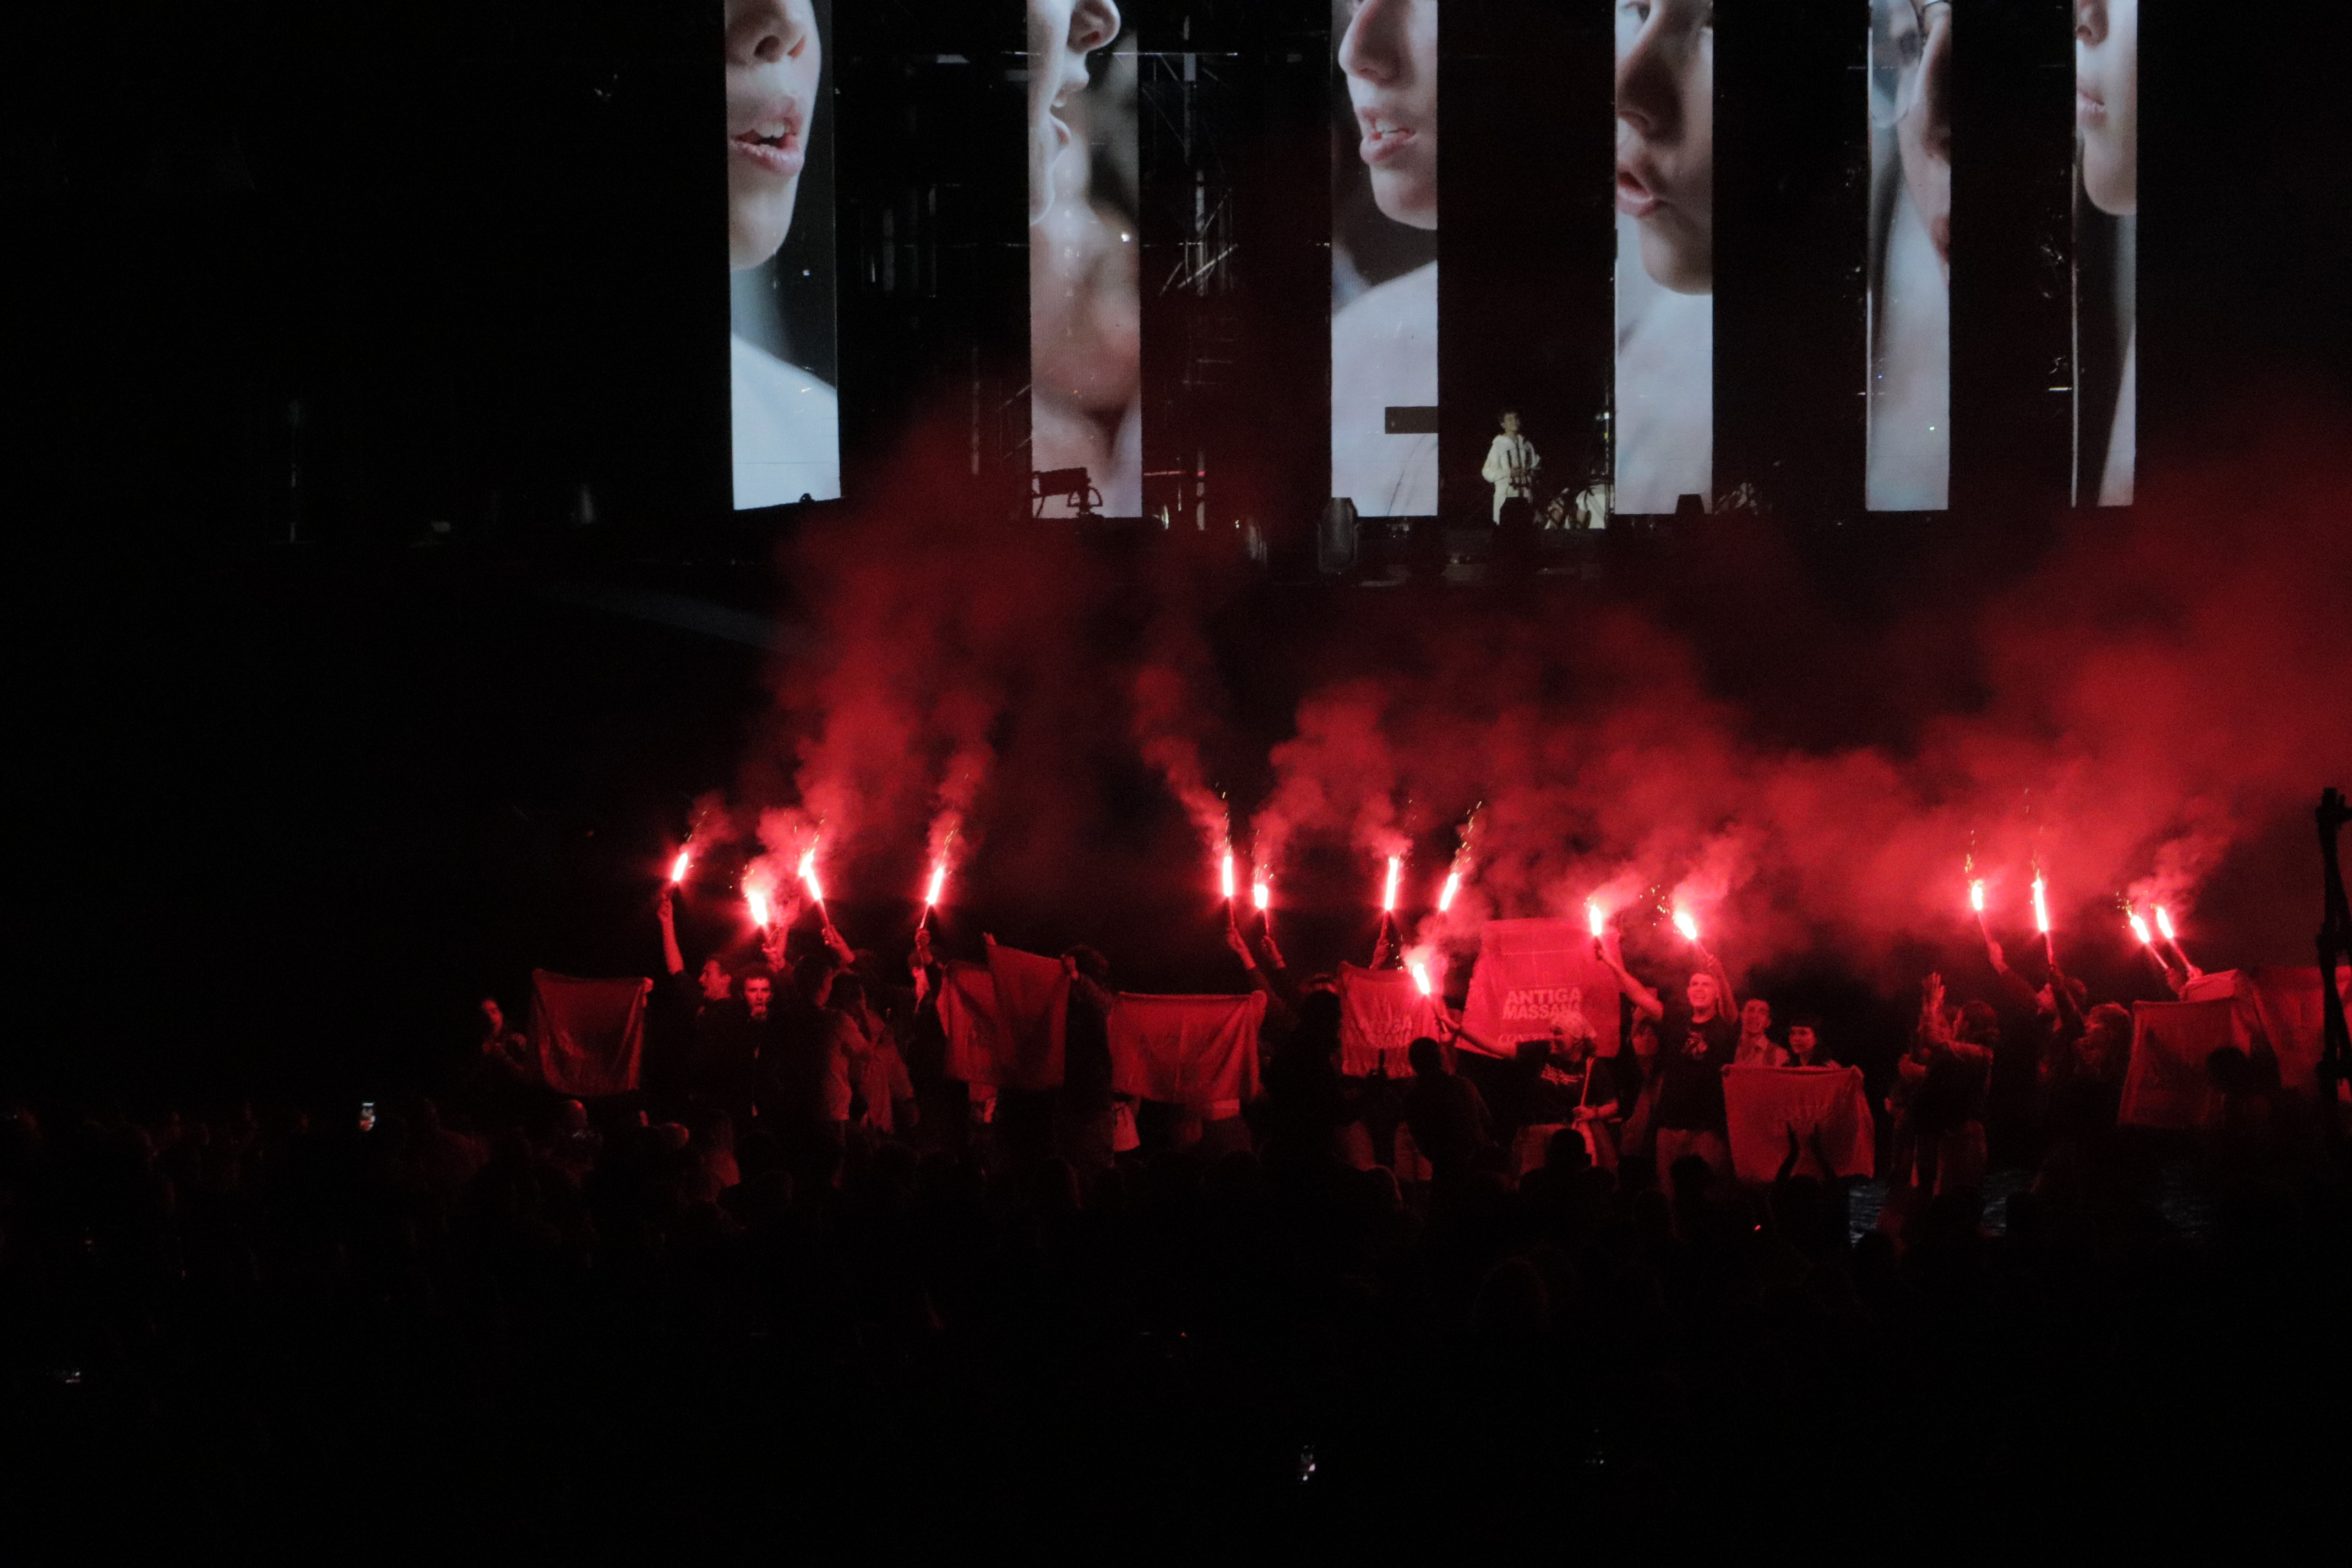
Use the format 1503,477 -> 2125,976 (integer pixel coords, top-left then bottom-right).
1438,870 -> 1461,913
1408,958 -> 1434,997
2155,906 -> 2176,941
2031,874 -> 2050,935
799,846 -> 824,903
1252,873 -> 1270,912
1673,909 -> 1700,943
670,847 -> 692,885
924,862 -> 946,908
1587,900 -> 1606,940
1969,878 -> 1986,914
1382,855 -> 1401,914
747,885 -> 772,929
2128,911 -> 2153,945
1221,852 -> 1236,903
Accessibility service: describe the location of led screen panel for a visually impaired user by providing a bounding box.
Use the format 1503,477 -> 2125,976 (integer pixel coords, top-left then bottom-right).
1866,0 -> 1950,510
2076,0 -> 2134,506
728,0 -> 842,510
1331,0 -> 1439,519
1613,0 -> 1711,515
1032,3 -> 1141,518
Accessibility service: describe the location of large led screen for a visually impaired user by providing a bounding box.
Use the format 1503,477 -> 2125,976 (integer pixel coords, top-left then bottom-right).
2076,0 -> 2134,506
1613,0 -> 1711,515
1332,0 -> 1439,519
728,0 -> 841,510
1031,1 -> 1140,518
1866,0 -> 1950,511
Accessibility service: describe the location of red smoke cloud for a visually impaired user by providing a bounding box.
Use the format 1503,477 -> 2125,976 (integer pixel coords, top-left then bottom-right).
731,398 -> 2349,982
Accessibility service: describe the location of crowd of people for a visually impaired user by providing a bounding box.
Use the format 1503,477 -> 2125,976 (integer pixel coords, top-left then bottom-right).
4,889 -> 2345,1545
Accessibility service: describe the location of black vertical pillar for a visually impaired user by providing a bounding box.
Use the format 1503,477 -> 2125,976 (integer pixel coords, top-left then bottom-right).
834,1 -> 1030,518
1713,0 -> 1870,521
1948,0 -> 2073,518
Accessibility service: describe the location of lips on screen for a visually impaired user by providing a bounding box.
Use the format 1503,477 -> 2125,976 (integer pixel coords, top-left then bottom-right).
729,0 -> 842,511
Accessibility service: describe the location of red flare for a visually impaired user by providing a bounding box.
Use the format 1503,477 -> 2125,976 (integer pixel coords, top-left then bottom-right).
1221,852 -> 1235,902
2155,906 -> 2176,941
799,846 -> 823,903
2031,875 -> 2050,936
1673,910 -> 1699,943
747,886 -> 771,929
1252,874 -> 1270,912
1587,900 -> 1606,939
1382,856 -> 1401,913
1408,959 -> 1433,997
924,862 -> 946,908
670,848 -> 692,885
1969,878 -> 1985,914
1438,870 -> 1461,913
2128,911 -> 2153,945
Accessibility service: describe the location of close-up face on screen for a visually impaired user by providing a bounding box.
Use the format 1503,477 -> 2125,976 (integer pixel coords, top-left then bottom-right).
1330,0 -> 1439,520
2076,0 -> 2136,507
1613,0 -> 1712,514
1867,0 -> 1951,511
728,0 -> 841,510
1030,0 -> 1139,519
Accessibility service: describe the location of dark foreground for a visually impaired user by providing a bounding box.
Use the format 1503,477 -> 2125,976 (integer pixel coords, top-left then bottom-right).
4,1099 -> 2345,1553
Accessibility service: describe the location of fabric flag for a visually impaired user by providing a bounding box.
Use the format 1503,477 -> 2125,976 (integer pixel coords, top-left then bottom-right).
986,938 -> 1071,1091
2170,966 -> 2351,1096
1458,918 -> 1624,1059
2118,999 -> 2235,1129
1108,992 -> 1267,1107
1722,1066 -> 1875,1183
1336,962 -> 1445,1077
527,970 -> 651,1098
2240,966 -> 2352,1096
938,960 -> 1005,1086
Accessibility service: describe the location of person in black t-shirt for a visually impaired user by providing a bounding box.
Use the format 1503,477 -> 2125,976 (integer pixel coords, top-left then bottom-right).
1598,925 -> 1740,1202
658,886 -> 752,1110
1519,1017 -> 1623,1172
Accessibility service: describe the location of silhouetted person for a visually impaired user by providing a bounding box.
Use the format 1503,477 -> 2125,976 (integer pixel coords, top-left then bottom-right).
1398,1036 -> 1491,1194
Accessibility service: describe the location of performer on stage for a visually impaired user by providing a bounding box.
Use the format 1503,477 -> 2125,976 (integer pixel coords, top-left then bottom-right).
1480,411 -> 1542,526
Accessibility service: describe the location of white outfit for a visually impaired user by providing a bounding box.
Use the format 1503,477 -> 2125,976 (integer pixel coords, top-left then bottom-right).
1331,261 -> 1439,517
1613,211 -> 1712,514
731,334 -> 842,509
1480,433 -> 1541,522
1575,482 -> 1612,530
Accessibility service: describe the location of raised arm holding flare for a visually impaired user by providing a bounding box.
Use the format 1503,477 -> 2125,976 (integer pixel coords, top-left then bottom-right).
1598,928 -> 1664,1020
